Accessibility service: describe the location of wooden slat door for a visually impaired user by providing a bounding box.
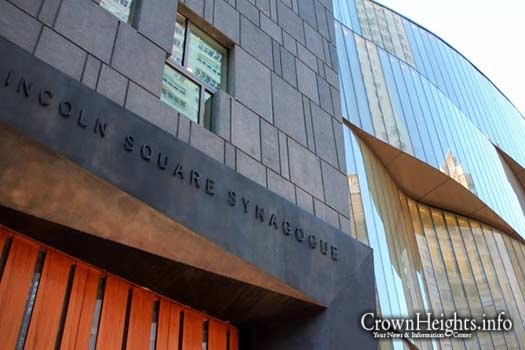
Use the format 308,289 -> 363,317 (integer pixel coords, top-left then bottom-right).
0,225 -> 238,350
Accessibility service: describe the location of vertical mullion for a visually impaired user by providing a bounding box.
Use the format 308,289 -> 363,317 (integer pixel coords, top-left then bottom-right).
199,85 -> 205,125
128,0 -> 138,27
182,19 -> 191,68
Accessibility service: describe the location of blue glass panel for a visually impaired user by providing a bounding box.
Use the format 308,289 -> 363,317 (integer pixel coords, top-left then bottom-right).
348,0 -> 362,34
390,59 -> 426,160
402,19 -> 425,72
417,31 -> 444,91
411,71 -> 444,168
432,39 -> 462,112
335,23 -> 360,125
378,49 -> 414,154
419,76 -> 451,173
401,62 -> 438,166
348,32 -> 374,134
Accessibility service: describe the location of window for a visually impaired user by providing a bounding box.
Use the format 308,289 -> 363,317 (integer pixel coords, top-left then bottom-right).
99,0 -> 136,23
161,14 -> 228,128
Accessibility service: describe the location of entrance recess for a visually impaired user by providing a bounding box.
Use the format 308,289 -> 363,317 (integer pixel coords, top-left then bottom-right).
0,225 -> 238,350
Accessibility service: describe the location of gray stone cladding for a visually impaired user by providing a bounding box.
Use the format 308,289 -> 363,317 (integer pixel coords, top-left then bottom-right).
0,0 -> 351,233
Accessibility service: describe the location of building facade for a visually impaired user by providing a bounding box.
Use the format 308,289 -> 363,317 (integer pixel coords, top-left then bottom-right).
334,0 -> 525,349
0,0 -> 375,349
0,0 -> 524,349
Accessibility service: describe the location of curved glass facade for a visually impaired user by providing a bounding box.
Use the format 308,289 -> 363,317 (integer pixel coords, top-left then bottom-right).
335,0 -> 525,348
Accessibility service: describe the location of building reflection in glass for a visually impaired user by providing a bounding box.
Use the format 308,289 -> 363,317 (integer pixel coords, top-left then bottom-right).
439,150 -> 476,192
344,127 -> 525,349
161,65 -> 200,123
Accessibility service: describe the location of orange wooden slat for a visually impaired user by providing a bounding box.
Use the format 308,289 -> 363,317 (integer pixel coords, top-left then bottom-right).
25,250 -> 73,350
74,267 -> 102,350
208,319 -> 227,350
126,287 -> 157,350
182,308 -> 205,350
60,262 -> 88,350
156,299 -> 171,350
96,276 -> 130,350
157,300 -> 181,350
229,326 -> 239,350
0,237 -> 40,349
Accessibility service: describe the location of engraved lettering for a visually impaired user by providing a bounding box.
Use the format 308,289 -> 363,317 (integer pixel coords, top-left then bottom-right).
227,191 -> 236,206
295,228 -> 305,242
269,214 -> 278,230
124,135 -> 135,152
205,179 -> 215,196
38,90 -> 52,106
241,198 -> 250,214
319,240 -> 328,255
190,170 -> 200,189
77,109 -> 88,129
4,71 -> 13,87
157,153 -> 168,170
282,220 -> 292,236
59,101 -> 72,118
255,205 -> 264,222
94,118 -> 107,137
140,144 -> 153,161
17,77 -> 31,97
307,235 -> 317,249
173,163 -> 184,179
331,246 -> 338,261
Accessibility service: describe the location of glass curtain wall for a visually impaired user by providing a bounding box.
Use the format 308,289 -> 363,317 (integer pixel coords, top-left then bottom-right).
335,1 -> 525,349
334,4 -> 525,238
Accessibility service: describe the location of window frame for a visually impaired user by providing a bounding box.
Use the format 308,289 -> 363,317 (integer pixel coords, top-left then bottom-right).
163,13 -> 228,129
